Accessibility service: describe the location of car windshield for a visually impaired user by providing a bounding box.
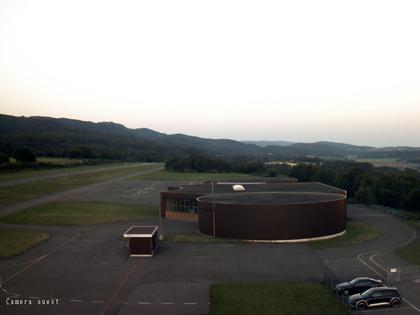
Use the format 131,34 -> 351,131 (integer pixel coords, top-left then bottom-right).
349,278 -> 361,285
361,288 -> 375,297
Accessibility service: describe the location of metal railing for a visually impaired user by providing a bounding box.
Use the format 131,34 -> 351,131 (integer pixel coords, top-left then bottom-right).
323,272 -> 359,314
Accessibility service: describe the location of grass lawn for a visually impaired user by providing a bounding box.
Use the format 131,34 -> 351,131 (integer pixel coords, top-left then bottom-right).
398,210 -> 420,220
36,157 -> 85,164
0,202 -> 158,225
395,239 -> 420,265
210,283 -> 349,315
0,161 -> 119,181
309,221 -> 380,249
0,228 -> 50,257
406,221 -> 420,230
129,169 -> 264,181
355,158 -> 420,169
0,163 -> 162,206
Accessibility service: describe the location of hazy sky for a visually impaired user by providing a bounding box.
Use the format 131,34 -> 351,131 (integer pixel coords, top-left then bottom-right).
1,0 -> 419,147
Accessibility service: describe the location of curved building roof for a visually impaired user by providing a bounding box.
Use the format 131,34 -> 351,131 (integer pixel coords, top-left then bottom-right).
169,182 -> 346,196
197,191 -> 345,205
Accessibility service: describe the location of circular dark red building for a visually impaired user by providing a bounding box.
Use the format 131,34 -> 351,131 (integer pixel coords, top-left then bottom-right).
160,180 -> 347,242
197,192 -> 346,241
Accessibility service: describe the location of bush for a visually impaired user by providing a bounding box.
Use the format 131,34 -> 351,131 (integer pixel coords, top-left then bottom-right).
14,148 -> 36,163
0,153 -> 9,164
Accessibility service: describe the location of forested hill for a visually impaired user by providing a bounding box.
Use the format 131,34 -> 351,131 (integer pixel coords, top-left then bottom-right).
263,141 -> 377,157
1,114 -> 419,162
0,114 -> 260,160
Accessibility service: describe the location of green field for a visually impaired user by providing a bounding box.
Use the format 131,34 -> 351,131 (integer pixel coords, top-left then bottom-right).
395,239 -> 420,265
0,228 -> 50,257
129,169 -> 263,181
0,202 -> 157,225
309,221 -> 380,249
407,221 -> 420,230
0,163 -> 162,206
36,157 -> 85,164
0,161 -> 157,181
355,158 -> 420,169
210,283 -> 349,315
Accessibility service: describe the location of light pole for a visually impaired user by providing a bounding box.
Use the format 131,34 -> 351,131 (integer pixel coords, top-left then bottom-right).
158,207 -> 163,240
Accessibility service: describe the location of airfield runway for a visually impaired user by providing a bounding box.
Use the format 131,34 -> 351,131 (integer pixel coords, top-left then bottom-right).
0,170 -> 420,314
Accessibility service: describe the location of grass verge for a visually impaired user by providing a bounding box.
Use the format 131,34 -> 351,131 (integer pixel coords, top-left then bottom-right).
0,163 -> 162,206
129,169 -> 263,181
0,161 -> 124,181
309,221 -> 380,249
0,202 -> 157,225
164,233 -> 238,243
406,221 -> 420,230
395,239 -> 420,265
0,228 -> 50,257
210,283 -> 349,315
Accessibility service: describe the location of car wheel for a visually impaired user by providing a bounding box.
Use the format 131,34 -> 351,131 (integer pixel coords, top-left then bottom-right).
357,302 -> 367,311
343,289 -> 349,295
391,299 -> 401,308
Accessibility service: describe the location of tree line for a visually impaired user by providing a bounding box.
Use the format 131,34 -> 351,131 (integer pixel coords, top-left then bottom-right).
165,154 -> 420,212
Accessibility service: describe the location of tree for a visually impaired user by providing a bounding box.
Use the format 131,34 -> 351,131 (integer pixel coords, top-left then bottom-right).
14,148 -> 36,163
0,153 -> 9,164
354,186 -> 376,205
402,187 -> 420,212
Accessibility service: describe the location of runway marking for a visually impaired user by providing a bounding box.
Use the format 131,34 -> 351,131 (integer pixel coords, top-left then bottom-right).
92,300 -> 105,304
100,264 -> 137,315
184,302 -> 197,305
138,302 -> 151,305
70,299 -> 82,303
133,182 -> 157,199
161,302 -> 174,305
116,301 -> 128,305
3,232 -> 80,285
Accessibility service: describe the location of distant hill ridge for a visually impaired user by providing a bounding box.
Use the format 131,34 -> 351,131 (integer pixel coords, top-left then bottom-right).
0,114 -> 419,161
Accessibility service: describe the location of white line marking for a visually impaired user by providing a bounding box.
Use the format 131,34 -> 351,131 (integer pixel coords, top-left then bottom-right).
70,299 -> 83,303
161,302 -> 174,305
37,254 -> 48,261
356,225 -> 420,313
116,301 -> 128,305
91,300 -> 105,304
369,253 -> 388,273
29,296 -> 39,299
184,302 -> 197,305
405,300 -> 420,313
3,232 -> 80,285
138,302 -> 151,305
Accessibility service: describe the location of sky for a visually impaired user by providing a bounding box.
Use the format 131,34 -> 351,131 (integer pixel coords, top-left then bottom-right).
0,0 -> 419,147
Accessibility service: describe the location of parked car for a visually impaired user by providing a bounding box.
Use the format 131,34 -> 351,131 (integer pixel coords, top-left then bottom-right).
347,287 -> 402,311
335,277 -> 384,295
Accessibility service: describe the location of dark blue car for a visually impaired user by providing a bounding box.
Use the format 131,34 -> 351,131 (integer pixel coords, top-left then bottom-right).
347,287 -> 402,311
